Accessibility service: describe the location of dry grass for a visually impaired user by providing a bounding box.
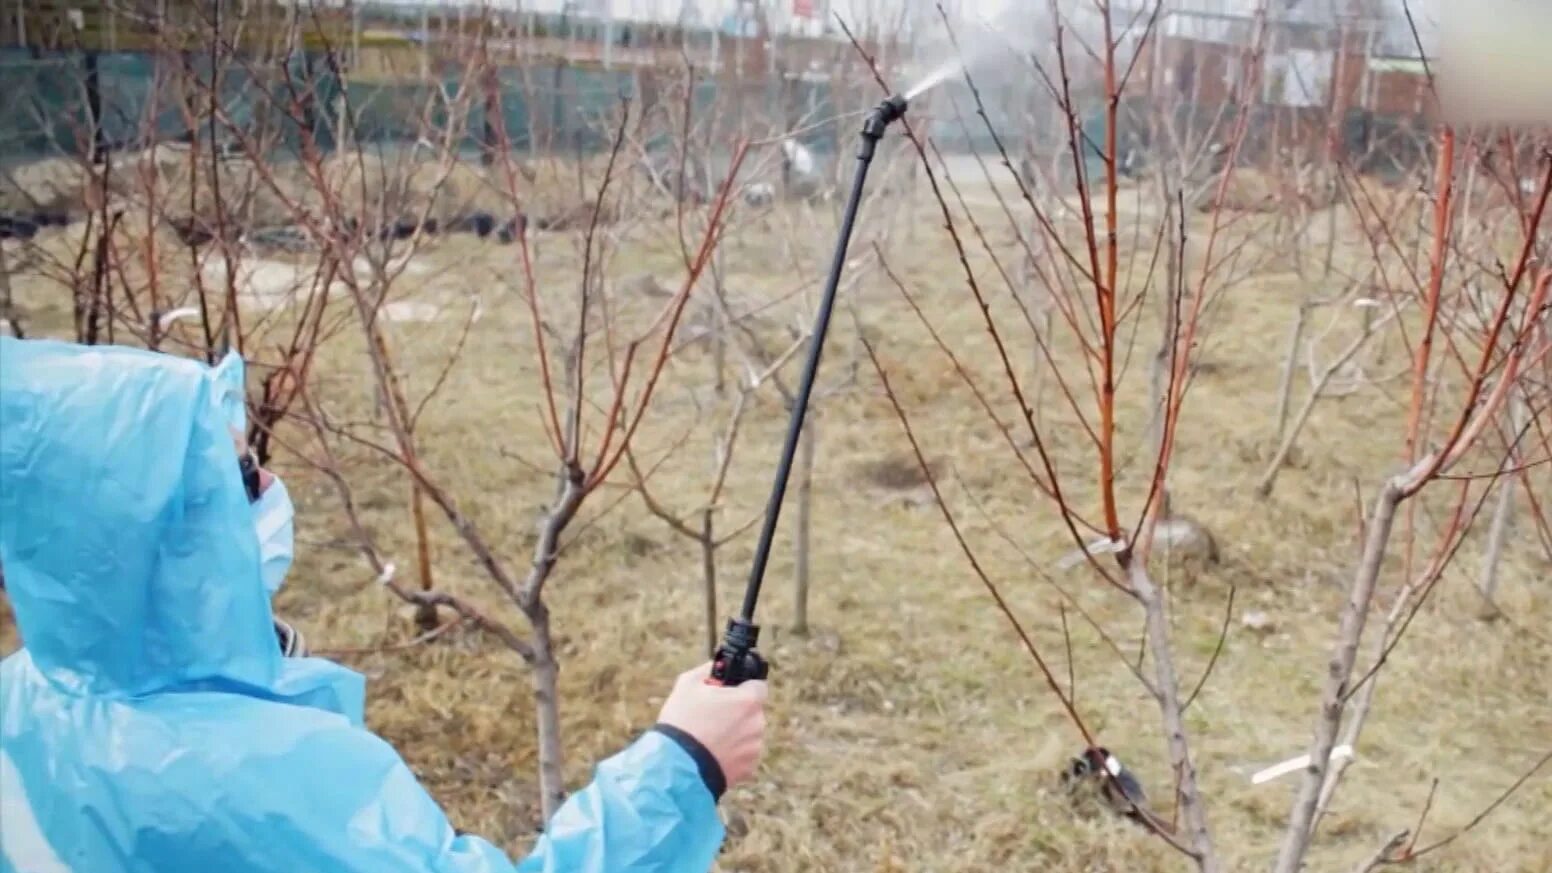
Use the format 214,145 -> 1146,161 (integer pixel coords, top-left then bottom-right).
0,147 -> 625,242
0,156 -> 94,215
2,161 -> 1549,873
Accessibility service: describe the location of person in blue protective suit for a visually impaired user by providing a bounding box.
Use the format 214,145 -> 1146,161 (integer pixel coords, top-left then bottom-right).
0,336 -> 768,873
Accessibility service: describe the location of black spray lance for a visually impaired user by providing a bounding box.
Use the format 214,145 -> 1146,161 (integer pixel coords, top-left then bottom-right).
709,94 -> 910,686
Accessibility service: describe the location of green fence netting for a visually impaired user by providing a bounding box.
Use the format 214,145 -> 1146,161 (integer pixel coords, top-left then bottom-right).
0,48 -> 840,166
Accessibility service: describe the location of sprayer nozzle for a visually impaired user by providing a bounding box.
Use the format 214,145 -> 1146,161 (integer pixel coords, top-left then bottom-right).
861,95 -> 909,142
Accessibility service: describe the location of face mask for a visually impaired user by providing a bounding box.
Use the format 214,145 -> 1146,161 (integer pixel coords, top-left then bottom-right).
252,476 -> 295,596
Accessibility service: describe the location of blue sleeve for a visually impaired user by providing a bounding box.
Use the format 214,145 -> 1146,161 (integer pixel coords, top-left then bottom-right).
209,716 -> 723,873
516,730 -> 725,873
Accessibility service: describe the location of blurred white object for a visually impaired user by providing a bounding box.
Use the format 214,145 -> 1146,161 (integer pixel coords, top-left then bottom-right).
156,307 -> 201,330
1440,2 -> 1552,124
1240,610 -> 1274,633
780,139 -> 816,178
381,301 -> 441,323
1055,537 -> 1126,571
742,182 -> 775,207
1251,744 -> 1354,785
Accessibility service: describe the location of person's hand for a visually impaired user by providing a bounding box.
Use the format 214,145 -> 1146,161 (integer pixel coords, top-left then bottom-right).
229,427 -> 275,495
657,662 -> 767,789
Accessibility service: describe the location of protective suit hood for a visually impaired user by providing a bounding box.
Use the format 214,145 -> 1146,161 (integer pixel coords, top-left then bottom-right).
0,337 -> 724,873
0,337 -> 348,706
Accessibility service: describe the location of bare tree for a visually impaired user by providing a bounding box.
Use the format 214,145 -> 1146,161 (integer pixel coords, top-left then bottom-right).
304,41 -> 754,815
847,3 -> 1551,872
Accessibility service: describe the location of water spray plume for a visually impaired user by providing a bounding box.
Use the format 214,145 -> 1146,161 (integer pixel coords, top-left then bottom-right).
905,58 -> 963,100
899,4 -> 1043,102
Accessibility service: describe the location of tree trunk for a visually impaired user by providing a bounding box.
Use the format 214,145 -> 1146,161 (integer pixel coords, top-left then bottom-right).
350,2 -> 362,68
1130,563 -> 1220,873
700,508 -> 717,658
298,51 -> 319,138
1023,253 -> 1051,429
481,69 -> 500,167
0,233 -> 21,339
530,603 -> 565,821
1033,308 -> 1051,427
1478,478 -> 1515,615
1147,344 -> 1168,463
333,90 -> 351,154
1271,303 -> 1309,446
1320,188 -> 1338,279
1258,316 -> 1380,497
1147,192 -> 1181,458
711,253 -> 727,397
516,480 -> 585,823
793,414 -> 817,636
419,5 -> 430,81
1477,398 -> 1525,616
84,51 -> 105,160
411,483 -> 439,631
1311,571 -> 1423,833
1319,23 -> 1351,280
1272,483 -> 1402,873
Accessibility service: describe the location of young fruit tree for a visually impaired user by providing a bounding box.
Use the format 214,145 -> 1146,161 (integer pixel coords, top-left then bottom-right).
849,2 -> 1551,870
297,30 -> 753,821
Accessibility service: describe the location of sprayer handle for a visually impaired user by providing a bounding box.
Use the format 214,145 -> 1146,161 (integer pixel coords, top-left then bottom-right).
707,618 -> 769,686
708,645 -> 768,686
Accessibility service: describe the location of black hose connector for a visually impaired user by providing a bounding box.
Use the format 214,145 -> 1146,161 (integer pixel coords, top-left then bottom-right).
710,618 -> 769,686
858,94 -> 908,160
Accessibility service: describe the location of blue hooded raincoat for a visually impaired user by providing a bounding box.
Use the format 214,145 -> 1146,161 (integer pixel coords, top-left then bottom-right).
0,337 -> 725,873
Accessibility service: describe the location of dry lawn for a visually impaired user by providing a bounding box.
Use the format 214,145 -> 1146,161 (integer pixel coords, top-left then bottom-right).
1,156 -> 1548,873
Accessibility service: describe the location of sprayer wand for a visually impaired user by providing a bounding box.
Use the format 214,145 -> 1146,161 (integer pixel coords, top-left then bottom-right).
709,94 -> 910,686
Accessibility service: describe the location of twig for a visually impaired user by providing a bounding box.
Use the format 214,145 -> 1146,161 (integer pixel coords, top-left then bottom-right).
1059,604 -> 1075,707
862,336 -> 1095,745
314,616 -> 469,658
1403,778 -> 1440,856
1351,830 -> 1409,873
1182,583 -> 1235,712
950,461 -> 1159,696
1409,748 -> 1552,859
837,19 -> 1128,593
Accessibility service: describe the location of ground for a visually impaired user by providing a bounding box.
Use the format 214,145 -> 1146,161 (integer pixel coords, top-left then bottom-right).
2,153 -> 1548,873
